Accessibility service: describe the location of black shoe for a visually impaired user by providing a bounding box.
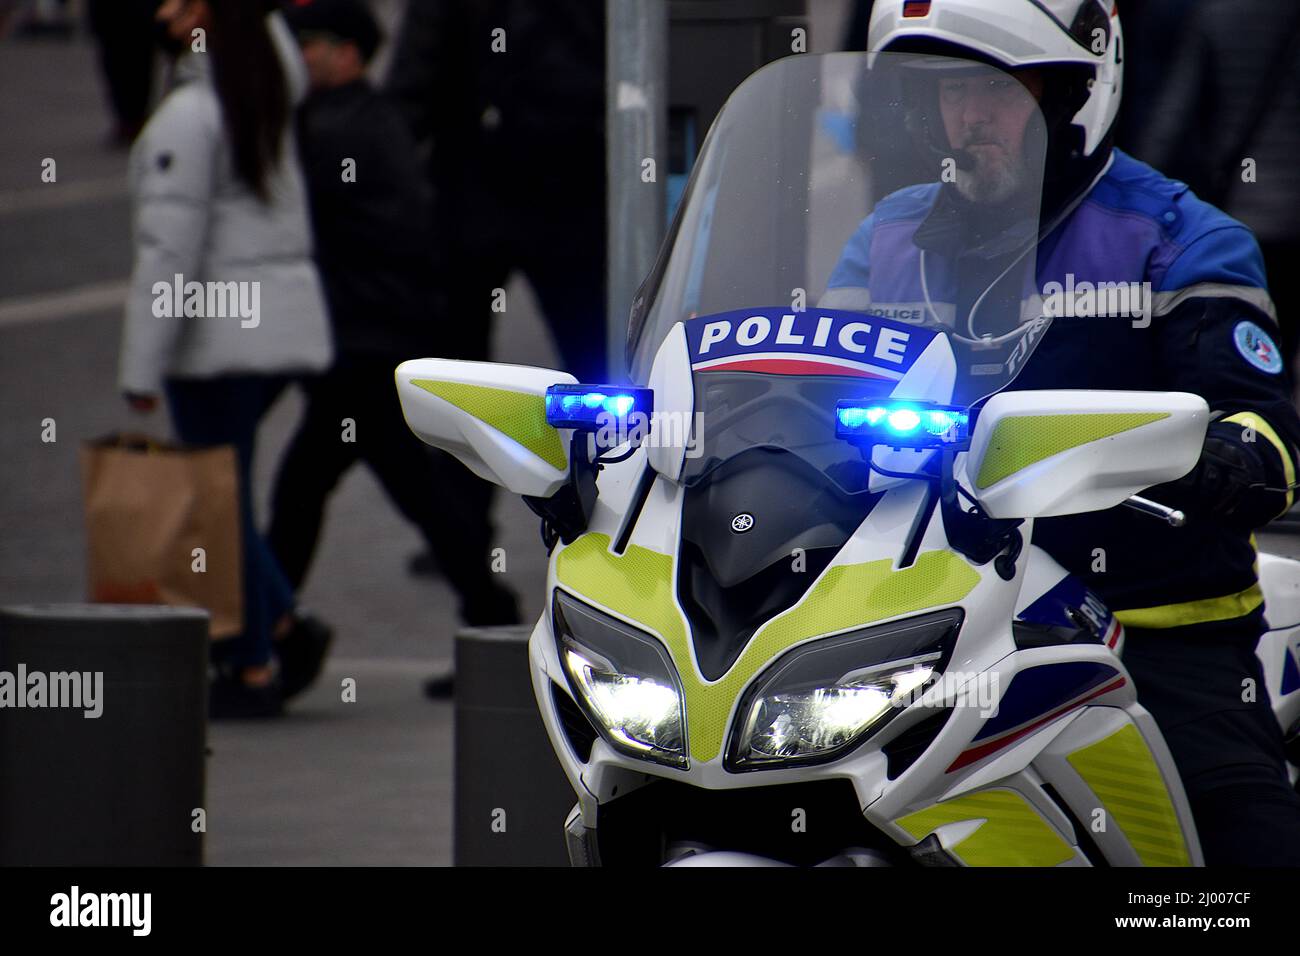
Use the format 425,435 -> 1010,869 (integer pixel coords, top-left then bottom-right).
276,613 -> 334,701
209,667 -> 283,720
423,671 -> 455,699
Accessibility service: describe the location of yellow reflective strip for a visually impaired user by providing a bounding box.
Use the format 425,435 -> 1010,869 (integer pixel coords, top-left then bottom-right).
1066,723 -> 1191,866
1112,581 -> 1263,629
975,413 -> 1169,490
895,789 -> 1075,867
1223,412 -> 1296,512
409,379 -> 567,470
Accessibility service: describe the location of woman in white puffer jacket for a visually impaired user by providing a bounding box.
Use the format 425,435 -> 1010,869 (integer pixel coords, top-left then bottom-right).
118,0 -> 332,718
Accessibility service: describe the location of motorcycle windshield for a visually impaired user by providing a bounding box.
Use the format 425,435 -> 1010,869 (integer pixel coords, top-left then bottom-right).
626,52 -> 1053,492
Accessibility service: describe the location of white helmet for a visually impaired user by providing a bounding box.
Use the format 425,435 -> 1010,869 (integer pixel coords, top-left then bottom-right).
868,0 -> 1123,158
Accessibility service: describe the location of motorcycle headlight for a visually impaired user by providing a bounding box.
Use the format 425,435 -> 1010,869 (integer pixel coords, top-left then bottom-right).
728,609 -> 963,771
553,590 -> 687,768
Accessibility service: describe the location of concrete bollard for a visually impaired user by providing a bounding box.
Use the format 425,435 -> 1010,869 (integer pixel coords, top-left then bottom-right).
0,604 -> 208,865
453,626 -> 577,866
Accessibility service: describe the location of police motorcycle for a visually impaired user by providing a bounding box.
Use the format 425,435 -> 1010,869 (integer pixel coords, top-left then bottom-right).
395,52 -> 1300,866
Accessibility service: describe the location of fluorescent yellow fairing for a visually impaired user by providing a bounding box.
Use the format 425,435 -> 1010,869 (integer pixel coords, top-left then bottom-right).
895,789 -> 1075,866
975,413 -> 1169,489
1065,722 -> 1191,866
554,533 -> 980,763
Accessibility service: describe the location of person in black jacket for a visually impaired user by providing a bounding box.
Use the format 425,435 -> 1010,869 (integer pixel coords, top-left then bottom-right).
269,0 -> 521,678
384,1 -> 607,627
384,0 -> 607,382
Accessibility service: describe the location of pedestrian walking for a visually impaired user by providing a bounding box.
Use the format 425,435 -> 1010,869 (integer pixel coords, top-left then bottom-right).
118,0 -> 333,718
269,0 -> 521,649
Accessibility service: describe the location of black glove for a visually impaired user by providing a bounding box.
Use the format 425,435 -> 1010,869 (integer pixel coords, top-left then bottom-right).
1147,425 -> 1279,532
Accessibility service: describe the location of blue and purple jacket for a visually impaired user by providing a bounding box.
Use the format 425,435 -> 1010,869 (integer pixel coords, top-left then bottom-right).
826,149 -> 1298,633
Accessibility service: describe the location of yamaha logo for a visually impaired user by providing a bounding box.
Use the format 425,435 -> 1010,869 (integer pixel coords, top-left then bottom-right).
731,513 -> 755,533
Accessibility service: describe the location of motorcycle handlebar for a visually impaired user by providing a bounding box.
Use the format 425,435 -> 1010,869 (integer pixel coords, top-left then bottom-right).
1124,495 -> 1186,528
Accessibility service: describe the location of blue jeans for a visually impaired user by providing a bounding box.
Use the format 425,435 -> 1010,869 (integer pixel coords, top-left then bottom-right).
165,374 -> 294,670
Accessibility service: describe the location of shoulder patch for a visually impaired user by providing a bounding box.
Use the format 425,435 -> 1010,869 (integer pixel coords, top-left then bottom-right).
1233,320 -> 1283,375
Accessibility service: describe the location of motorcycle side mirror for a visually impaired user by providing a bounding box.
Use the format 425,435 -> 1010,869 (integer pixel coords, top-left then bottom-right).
961,389 -> 1209,519
394,358 -> 577,497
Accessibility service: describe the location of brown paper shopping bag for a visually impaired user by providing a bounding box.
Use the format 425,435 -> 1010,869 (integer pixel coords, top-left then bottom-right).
80,433 -> 243,638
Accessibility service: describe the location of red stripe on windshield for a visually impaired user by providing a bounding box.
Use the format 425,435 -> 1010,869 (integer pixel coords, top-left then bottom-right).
698,358 -> 893,378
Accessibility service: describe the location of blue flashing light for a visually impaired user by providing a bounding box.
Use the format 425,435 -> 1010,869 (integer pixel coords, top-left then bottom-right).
606,394 -> 636,417
887,408 -> 921,433
836,400 -> 970,449
546,384 -> 654,431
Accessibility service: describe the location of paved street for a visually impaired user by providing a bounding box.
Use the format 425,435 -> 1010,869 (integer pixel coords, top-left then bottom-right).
0,30 -> 560,865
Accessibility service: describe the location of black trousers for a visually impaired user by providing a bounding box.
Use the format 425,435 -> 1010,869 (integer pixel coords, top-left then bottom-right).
1121,622 -> 1300,866
267,355 -> 501,612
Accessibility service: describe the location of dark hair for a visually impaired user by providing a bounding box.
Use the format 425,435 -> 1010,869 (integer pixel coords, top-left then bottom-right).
207,0 -> 288,202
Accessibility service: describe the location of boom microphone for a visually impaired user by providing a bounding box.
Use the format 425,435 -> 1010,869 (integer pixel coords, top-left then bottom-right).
903,107 -> 976,172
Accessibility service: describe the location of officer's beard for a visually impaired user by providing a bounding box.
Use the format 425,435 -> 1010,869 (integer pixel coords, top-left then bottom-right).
952,140 -> 1032,204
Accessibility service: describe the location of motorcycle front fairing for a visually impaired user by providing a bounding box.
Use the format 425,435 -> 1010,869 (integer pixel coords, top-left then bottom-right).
521,52 -> 1202,865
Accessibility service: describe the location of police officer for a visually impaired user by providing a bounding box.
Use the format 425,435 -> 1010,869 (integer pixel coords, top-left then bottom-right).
829,0 -> 1300,865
